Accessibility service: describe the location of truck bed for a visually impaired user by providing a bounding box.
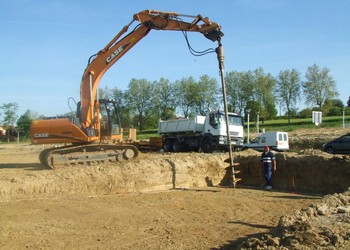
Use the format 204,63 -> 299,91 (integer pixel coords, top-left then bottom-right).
158,116 -> 205,134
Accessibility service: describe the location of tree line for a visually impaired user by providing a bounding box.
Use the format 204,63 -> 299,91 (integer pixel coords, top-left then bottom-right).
1,63 -> 349,138
99,63 -> 346,130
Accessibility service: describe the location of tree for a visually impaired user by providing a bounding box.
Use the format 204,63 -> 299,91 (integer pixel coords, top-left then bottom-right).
347,96 -> 350,107
252,68 -> 277,120
298,108 -> 313,118
17,110 -> 33,138
245,100 -> 262,123
329,99 -> 344,109
153,78 -> 176,120
225,71 -> 240,112
124,79 -> 155,131
276,69 -> 301,125
322,99 -> 344,116
226,68 -> 277,120
174,77 -> 198,117
0,102 -> 19,142
113,87 -> 134,129
0,102 -> 18,127
225,70 -> 255,113
98,86 -> 113,99
194,75 -> 219,115
303,64 -> 338,109
173,76 -> 219,117
97,86 -> 133,128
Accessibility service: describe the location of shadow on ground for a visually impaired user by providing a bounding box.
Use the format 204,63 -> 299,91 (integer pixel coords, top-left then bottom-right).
0,163 -> 44,170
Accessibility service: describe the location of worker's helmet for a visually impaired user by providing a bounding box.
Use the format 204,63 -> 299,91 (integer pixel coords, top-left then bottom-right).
264,145 -> 270,151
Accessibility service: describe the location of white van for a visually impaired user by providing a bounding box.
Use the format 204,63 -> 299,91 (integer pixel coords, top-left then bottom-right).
243,131 -> 289,151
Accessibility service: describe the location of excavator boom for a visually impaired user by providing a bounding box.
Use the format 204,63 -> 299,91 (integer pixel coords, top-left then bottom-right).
81,9 -> 223,131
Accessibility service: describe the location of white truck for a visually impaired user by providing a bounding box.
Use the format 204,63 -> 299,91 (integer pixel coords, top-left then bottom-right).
158,110 -> 244,153
242,131 -> 289,152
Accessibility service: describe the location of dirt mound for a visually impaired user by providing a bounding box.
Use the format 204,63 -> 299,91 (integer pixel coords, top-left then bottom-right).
0,150 -> 229,201
288,127 -> 349,151
240,190 -> 350,249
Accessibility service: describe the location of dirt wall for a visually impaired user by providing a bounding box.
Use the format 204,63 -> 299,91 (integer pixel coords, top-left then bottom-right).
234,149 -> 350,194
1,146 -> 349,202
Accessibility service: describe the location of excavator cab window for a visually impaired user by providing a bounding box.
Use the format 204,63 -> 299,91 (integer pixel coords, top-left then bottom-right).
74,102 -> 82,127
100,104 -> 110,136
99,100 -> 121,136
109,102 -> 121,136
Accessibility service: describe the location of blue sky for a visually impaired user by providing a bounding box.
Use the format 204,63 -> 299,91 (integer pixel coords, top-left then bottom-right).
1,0 -> 349,117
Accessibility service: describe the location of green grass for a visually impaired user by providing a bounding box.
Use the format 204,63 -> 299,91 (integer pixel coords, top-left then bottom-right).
135,132 -> 161,140
248,115 -> 349,133
135,115 -> 350,138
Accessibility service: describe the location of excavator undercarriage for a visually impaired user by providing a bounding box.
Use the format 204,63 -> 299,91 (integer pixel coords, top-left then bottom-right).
39,144 -> 139,169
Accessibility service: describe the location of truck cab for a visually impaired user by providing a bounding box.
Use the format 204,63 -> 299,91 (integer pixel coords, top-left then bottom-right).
204,111 -> 244,150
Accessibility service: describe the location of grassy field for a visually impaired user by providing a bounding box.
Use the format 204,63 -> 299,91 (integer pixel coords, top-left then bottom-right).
136,115 -> 350,139
248,115 -> 349,132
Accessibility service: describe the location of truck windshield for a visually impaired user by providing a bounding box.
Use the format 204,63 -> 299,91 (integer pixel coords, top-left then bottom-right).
219,114 -> 243,126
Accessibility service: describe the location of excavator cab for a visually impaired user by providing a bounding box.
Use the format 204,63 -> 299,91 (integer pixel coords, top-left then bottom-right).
97,99 -> 122,139
75,99 -> 122,140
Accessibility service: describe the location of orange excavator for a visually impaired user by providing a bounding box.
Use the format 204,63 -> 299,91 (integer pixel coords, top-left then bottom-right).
30,10 -> 224,169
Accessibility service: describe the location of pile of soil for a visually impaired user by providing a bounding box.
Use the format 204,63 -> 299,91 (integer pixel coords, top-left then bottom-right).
240,190 -> 350,249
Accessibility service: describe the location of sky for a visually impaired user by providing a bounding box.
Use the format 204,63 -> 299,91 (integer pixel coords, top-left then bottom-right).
1,0 -> 349,118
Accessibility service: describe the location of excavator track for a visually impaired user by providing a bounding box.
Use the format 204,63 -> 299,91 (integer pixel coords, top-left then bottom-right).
39,144 -> 139,169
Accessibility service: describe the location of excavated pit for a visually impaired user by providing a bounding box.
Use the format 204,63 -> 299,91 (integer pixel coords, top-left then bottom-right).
1,145 -> 349,201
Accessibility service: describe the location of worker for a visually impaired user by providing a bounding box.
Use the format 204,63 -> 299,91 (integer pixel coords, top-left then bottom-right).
261,145 -> 276,190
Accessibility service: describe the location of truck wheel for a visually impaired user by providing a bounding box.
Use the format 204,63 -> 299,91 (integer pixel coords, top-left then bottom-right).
201,138 -> 213,153
163,139 -> 173,152
172,140 -> 182,152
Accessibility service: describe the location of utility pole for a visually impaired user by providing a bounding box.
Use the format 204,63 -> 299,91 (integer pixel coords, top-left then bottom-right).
257,111 -> 260,133
246,109 -> 251,143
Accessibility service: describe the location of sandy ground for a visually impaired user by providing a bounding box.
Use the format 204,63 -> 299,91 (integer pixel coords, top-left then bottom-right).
0,185 -> 319,249
1,128 -> 350,249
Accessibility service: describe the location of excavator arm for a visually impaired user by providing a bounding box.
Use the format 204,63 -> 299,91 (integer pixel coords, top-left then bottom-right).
80,9 -> 223,133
